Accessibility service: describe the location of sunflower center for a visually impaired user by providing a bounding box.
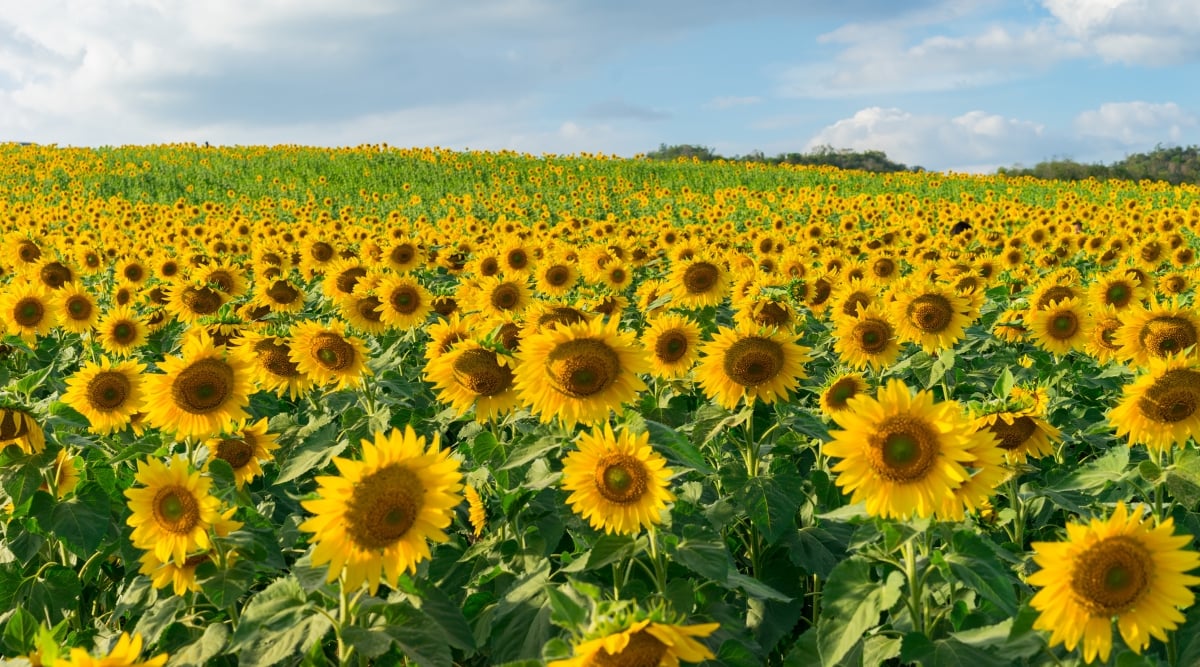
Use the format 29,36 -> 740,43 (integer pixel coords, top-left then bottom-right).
1105,283 -> 1133,307
390,244 -> 416,265
654,331 -> 689,363
40,262 -> 72,289
14,297 -> 45,326
1140,316 -> 1198,357
825,378 -> 860,409
112,321 -> 137,344
539,307 -> 588,330
853,319 -> 892,353
907,294 -> 953,334
180,286 -> 223,315
723,336 -> 784,387
214,437 -> 255,469
490,283 -> 521,311
544,265 -> 572,286
682,262 -> 720,294
389,286 -> 420,314
266,280 -> 301,305
346,464 -> 424,550
867,416 -> 938,482
152,486 -> 200,534
594,453 -> 649,504
842,292 -> 871,317
171,358 -> 235,414
546,338 -> 621,398
207,269 -> 235,293
873,258 -> 896,278
1070,535 -> 1151,616
1035,285 -> 1076,310
1136,369 -> 1200,424
356,296 -> 383,323
432,296 -> 458,317
811,278 -> 833,306
254,338 -> 303,378
985,415 -> 1038,450
753,302 -> 790,327
496,322 -> 521,351
310,241 -> 335,262
66,295 -> 92,320
334,267 -> 367,296
1049,312 -> 1079,339
18,241 -> 40,263
453,348 -> 514,396
588,629 -> 668,667
479,257 -> 500,277
311,333 -> 356,371
87,371 -> 131,410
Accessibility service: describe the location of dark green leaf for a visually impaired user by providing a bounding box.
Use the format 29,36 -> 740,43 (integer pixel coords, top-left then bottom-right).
273,422 -> 344,485
49,495 -> 110,556
168,623 -> 229,666
645,420 -> 713,473
343,626 -> 394,659
546,586 -> 587,630
2,606 -> 38,654
991,367 -> 1014,400
899,633 -> 1009,667
131,595 -> 184,646
408,580 -> 476,652
561,533 -> 636,573
670,529 -> 730,582
817,558 -> 904,667
945,532 -> 1019,616
198,559 -> 257,608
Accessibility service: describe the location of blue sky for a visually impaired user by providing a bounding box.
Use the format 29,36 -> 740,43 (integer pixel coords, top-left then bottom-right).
1,0 -> 1198,172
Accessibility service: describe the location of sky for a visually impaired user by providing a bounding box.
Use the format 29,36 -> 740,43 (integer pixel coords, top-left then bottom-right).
2,0 -> 1199,173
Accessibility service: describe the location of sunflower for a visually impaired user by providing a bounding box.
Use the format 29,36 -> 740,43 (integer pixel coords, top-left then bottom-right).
1028,278 -> 1084,312
375,274 -> 433,330
549,618 -> 719,667
1109,356 -> 1200,454
465,485 -> 486,538
290,319 -> 372,391
298,426 -> 463,595
62,357 -> 146,435
54,283 -> 100,334
137,508 -> 240,596
380,239 -> 424,273
44,448 -> 81,498
471,275 -> 533,318
1,279 -> 56,344
124,454 -> 229,566
55,632 -> 168,667
634,278 -> 672,316
424,313 -> 473,363
337,291 -> 390,336
975,409 -> 1060,464
534,254 -> 580,298
231,331 -> 314,399
205,418 -> 280,488
141,332 -> 253,439
887,279 -> 975,353
695,324 -> 810,410
424,341 -> 521,423
670,257 -> 730,308
823,379 -> 999,520
0,407 -> 45,454
561,422 -> 675,535
1114,298 -> 1200,366
165,280 -> 227,325
96,304 -> 148,357
514,317 -> 648,428
1028,502 -> 1200,664
734,296 -> 797,331
819,372 -> 869,417
991,307 -> 1029,344
254,278 -> 307,314
1026,298 -> 1091,356
195,261 -> 248,299
321,258 -> 369,301
1157,270 -> 1192,298
1087,269 -> 1146,311
1085,305 -> 1125,364
641,313 -> 702,380
831,302 -> 901,372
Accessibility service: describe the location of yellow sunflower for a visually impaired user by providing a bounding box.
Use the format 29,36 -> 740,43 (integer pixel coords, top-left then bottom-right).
254,278 -> 307,314
424,341 -> 521,423
1114,298 -> 1200,366
1087,269 -> 1146,311
204,418 -> 280,488
95,304 -> 148,357
534,254 -> 580,298
1084,305 -> 1125,364
55,632 -> 168,667
137,508 -> 240,596
43,449 -> 81,498
549,618 -> 719,667
819,372 -> 870,417
165,280 -> 227,325
561,422 -> 675,535
887,279 -> 975,353
124,454 -> 229,566
669,257 -> 730,308
1,279 -> 56,344
641,313 -> 702,380
1109,355 -> 1200,454
1026,297 -> 1091,356
141,332 -> 253,439
289,319 -> 372,391
823,379 -> 999,520
1029,502 -> 1200,664
298,426 -> 463,595
991,307 -> 1029,344
0,407 -> 45,454
62,357 -> 146,435
695,324 -> 810,410
975,409 -> 1060,464
54,283 -> 100,334
831,302 -> 901,372
337,291 -> 390,336
514,317 -> 648,428
465,484 -> 486,538
471,275 -> 533,319
231,330 -> 314,399
375,274 -> 433,330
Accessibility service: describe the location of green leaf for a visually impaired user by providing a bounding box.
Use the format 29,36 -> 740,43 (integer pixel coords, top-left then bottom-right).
562,533 -> 637,573
1137,459 -> 1162,483
14,363 -> 55,395
131,595 -> 184,646
1167,448 -> 1200,509
198,558 -> 257,608
670,529 -> 730,582
1051,445 -> 1130,492
230,577 -> 330,667
343,626 -> 394,659
546,586 -> 587,630
726,571 -> 791,602
739,471 -> 802,545
499,436 -> 561,470
991,367 -> 1014,400
788,526 -> 848,578
944,531 -> 1019,616
168,623 -> 229,666
899,633 -> 1011,667
206,457 -> 236,487
816,558 -> 904,667
645,420 -> 713,473
49,493 -> 110,556
2,606 -> 38,654
470,430 -> 509,467
407,580 -> 476,652
2,464 -> 43,509
273,422 -> 344,485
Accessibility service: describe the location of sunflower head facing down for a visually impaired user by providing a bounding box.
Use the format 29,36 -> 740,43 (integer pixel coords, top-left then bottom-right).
561,422 -> 675,536
514,317 -> 648,428
299,426 -> 463,595
823,379 -> 1002,520
695,324 -> 810,410
1028,502 -> 1200,664
819,372 -> 870,417
0,406 -> 45,455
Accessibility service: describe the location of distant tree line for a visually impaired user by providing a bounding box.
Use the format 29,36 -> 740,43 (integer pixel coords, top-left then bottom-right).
998,145 -> 1200,185
643,143 -> 920,173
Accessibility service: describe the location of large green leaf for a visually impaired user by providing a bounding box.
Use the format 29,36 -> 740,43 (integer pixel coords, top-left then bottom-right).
816,557 -> 904,667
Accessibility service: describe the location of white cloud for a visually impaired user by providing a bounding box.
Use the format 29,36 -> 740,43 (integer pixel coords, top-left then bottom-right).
806,107 -> 1046,172
1043,0 -> 1200,65
1074,102 -> 1197,146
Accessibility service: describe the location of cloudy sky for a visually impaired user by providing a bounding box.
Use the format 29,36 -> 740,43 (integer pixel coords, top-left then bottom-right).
1,0 -> 1198,172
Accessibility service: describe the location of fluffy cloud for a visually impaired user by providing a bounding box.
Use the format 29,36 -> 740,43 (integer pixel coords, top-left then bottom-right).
1043,0 -> 1200,65
806,107 -> 1046,172
1074,102 -> 1197,146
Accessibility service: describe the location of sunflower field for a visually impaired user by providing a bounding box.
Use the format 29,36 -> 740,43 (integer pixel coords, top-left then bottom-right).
3,143 -> 1200,666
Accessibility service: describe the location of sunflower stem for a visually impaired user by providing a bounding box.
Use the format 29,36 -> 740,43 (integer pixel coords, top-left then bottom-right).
902,540 -> 928,636
1007,475 -> 1026,549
